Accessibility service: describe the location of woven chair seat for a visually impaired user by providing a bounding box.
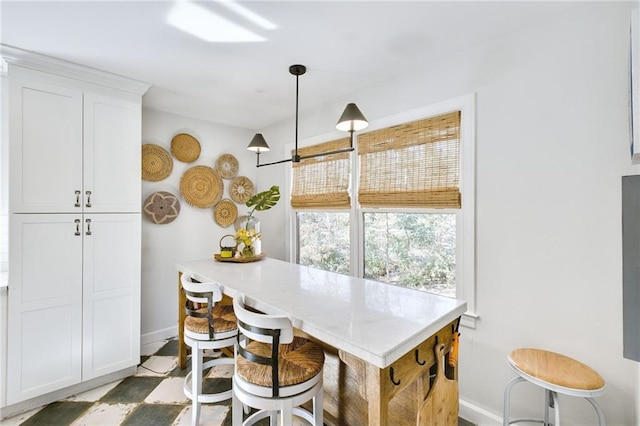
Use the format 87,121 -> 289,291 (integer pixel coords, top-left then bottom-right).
184,305 -> 237,335
237,336 -> 324,388
509,348 -> 605,391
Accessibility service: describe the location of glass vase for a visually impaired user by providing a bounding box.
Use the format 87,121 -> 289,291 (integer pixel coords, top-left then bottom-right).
235,214 -> 261,255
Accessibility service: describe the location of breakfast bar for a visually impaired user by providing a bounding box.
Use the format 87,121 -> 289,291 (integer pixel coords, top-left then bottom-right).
175,257 -> 466,425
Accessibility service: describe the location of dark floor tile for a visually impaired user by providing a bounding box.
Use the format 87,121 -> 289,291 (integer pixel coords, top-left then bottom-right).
99,376 -> 164,403
19,401 -> 93,426
203,377 -> 232,396
140,355 -> 150,365
459,418 -> 476,426
120,403 -> 183,426
169,359 -> 191,377
155,340 -> 179,357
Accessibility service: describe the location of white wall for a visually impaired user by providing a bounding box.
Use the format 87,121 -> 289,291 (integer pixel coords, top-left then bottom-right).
257,2 -> 638,425
140,109 -> 258,341
140,2 -> 639,424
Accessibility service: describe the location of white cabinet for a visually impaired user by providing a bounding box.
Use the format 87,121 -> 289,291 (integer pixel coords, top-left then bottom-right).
82,214 -> 141,381
3,53 -> 149,406
7,215 -> 83,404
9,74 -> 141,214
7,214 -> 140,403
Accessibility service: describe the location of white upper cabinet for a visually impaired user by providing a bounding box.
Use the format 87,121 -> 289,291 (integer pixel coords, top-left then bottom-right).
84,93 -> 141,213
9,78 -> 83,213
9,65 -> 144,214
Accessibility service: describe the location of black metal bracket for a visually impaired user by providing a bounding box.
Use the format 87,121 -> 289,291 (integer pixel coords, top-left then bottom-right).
415,349 -> 426,366
390,367 -> 401,386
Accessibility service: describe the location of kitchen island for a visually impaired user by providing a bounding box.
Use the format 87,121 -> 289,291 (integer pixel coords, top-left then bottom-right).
175,257 -> 466,425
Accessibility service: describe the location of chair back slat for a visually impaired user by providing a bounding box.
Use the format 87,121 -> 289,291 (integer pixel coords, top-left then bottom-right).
233,295 -> 293,344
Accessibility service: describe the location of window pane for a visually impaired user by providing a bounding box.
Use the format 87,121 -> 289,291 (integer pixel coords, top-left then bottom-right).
297,212 -> 350,275
363,213 -> 456,297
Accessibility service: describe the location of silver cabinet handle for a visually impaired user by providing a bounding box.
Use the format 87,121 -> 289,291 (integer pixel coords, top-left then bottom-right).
85,191 -> 92,208
74,219 -> 81,236
85,218 -> 92,236
75,190 -> 81,207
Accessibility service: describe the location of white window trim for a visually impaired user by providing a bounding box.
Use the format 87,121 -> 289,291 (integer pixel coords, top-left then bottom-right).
286,93 -> 477,328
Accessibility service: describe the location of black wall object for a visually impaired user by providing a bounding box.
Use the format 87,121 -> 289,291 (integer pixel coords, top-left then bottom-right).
622,175 -> 640,362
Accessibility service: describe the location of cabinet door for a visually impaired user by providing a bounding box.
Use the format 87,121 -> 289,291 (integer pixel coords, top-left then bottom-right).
84,94 -> 141,213
9,78 -> 83,213
82,213 -> 140,380
7,214 -> 83,404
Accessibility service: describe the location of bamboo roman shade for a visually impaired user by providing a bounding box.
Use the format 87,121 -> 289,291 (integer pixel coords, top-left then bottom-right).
358,111 -> 461,208
290,138 -> 351,208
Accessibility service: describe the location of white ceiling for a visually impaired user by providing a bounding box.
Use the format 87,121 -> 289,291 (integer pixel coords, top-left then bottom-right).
1,1 -> 582,130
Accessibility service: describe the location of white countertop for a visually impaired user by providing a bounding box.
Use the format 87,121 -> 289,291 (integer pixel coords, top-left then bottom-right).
176,257 -> 467,369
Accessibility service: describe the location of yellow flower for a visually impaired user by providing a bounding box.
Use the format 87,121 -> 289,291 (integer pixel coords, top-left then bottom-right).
234,229 -> 261,246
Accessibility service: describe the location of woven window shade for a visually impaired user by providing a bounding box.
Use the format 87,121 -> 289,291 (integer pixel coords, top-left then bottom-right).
291,138 -> 351,209
358,111 -> 461,208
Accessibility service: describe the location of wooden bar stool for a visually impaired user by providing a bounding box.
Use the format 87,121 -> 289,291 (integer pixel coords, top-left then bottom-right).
181,273 -> 237,425
503,348 -> 606,426
231,293 -> 325,426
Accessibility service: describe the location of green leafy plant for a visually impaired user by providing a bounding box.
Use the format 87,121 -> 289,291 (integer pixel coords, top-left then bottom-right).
244,185 -> 280,228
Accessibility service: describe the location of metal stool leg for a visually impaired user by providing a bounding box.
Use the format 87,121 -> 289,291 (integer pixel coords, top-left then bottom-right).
551,391 -> 560,426
586,397 -> 607,426
504,376 -> 526,426
544,389 -> 551,426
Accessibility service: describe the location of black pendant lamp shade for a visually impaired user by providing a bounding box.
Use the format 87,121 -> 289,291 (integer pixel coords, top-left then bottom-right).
336,103 -> 369,132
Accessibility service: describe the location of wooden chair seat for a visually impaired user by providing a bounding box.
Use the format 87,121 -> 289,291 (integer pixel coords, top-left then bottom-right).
237,336 -> 324,388
508,348 -> 605,391
184,305 -> 237,335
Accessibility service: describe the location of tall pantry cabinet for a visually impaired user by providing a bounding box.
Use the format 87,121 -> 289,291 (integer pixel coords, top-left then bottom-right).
2,48 -> 150,406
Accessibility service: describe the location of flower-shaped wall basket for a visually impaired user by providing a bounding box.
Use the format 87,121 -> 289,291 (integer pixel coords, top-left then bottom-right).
143,191 -> 181,224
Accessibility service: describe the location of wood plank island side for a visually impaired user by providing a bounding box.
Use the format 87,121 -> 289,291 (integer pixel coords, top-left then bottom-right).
176,258 -> 466,425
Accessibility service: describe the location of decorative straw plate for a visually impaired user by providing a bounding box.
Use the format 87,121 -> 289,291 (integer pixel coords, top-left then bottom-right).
171,133 -> 201,163
180,165 -> 223,208
214,253 -> 266,263
215,154 -> 239,179
230,176 -> 255,204
142,144 -> 173,181
214,198 -> 238,228
143,191 -> 181,224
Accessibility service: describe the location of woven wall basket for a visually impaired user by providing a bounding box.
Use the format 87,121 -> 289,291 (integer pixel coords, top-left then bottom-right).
214,198 -> 238,228
171,133 -> 201,163
142,144 -> 173,181
143,191 -> 181,224
230,176 -> 255,204
215,153 -> 239,179
180,165 -> 223,208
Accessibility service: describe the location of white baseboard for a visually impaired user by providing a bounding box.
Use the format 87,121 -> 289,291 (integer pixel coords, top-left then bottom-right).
459,398 -> 502,426
140,325 -> 177,346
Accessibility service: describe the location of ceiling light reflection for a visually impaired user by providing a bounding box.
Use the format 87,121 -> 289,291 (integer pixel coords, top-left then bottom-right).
218,0 -> 277,30
167,0 -> 266,43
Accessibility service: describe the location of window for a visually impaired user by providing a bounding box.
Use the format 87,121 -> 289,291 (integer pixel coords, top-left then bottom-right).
363,212 -> 456,298
289,94 -> 476,326
297,211 -> 350,275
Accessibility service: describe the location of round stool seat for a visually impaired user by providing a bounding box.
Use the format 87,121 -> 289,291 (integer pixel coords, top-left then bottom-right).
237,336 -> 324,390
508,348 -> 605,395
184,305 -> 237,335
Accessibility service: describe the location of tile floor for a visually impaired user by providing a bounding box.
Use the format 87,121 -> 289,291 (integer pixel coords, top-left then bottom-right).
2,339 -> 233,426
2,337 -> 477,426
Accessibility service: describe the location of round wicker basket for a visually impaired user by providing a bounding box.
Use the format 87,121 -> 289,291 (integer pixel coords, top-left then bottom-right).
215,154 -> 239,179
143,191 -> 181,224
179,165 -> 223,208
230,176 -> 255,204
214,199 -> 238,228
171,133 -> 201,163
142,144 -> 173,181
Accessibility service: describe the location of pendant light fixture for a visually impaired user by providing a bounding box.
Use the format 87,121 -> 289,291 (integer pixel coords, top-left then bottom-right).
247,64 -> 368,167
